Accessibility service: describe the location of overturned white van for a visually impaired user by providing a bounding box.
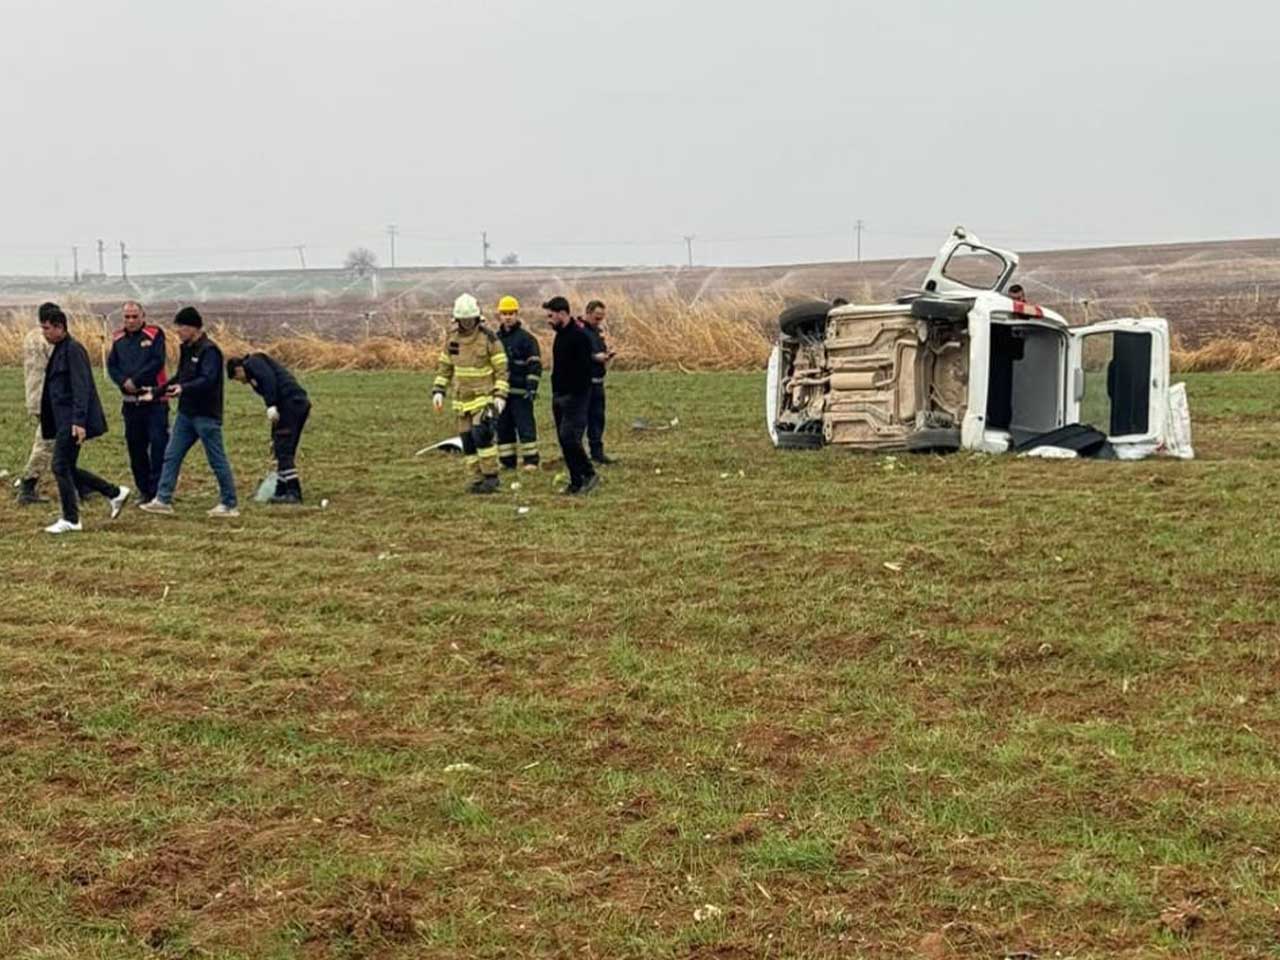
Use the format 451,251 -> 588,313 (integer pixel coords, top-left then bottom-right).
767,227 -> 1189,459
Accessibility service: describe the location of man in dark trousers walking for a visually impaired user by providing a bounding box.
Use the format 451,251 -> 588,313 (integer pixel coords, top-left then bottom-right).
582,299 -> 617,464
37,302 -> 131,534
140,307 -> 239,518
227,353 -> 312,503
107,301 -> 170,504
544,296 -> 597,495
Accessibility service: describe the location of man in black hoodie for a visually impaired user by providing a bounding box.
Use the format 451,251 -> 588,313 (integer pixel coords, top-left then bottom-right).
140,307 -> 239,518
227,353 -> 311,504
37,302 -> 131,534
544,296 -> 597,495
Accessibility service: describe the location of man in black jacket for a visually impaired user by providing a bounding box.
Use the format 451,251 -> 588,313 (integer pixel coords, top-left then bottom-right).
37,302 -> 130,534
107,301 -> 170,503
544,296 -> 597,495
140,307 -> 239,518
227,353 -> 311,504
582,299 -> 617,464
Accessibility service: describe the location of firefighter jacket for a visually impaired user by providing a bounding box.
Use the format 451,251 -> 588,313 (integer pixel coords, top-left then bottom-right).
107,325 -> 169,404
497,323 -> 542,398
24,325 -> 52,416
242,353 -> 309,408
433,324 -> 509,414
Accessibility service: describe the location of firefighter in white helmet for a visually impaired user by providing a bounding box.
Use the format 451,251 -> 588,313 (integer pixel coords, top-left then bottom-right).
432,293 -> 509,493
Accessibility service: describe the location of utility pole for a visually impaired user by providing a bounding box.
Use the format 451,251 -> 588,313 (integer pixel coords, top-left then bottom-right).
97,238 -> 105,276
386,224 -> 398,269
295,245 -> 307,269
854,219 -> 864,263
119,241 -> 129,282
72,245 -> 80,284
683,235 -> 695,268
481,231 -> 492,268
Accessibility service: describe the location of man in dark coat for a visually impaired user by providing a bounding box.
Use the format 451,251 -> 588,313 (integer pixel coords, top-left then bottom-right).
544,296 -> 598,495
37,302 -> 130,534
227,353 -> 312,504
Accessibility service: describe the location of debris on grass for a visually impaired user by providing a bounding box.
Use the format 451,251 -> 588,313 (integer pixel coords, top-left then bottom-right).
632,416 -> 680,431
443,762 -> 482,774
883,562 -> 903,573
724,815 -> 761,845
516,506 -> 530,515
1159,900 -> 1205,938
693,904 -> 722,922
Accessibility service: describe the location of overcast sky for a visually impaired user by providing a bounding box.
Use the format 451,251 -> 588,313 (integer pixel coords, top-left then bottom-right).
1,0 -> 1275,275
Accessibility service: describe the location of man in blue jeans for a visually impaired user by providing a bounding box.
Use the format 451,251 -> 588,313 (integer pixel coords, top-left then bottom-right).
140,306 -> 239,518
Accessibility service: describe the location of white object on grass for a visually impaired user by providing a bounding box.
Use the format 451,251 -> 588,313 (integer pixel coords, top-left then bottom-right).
415,436 -> 465,456
1161,382 -> 1195,459
255,471 -> 279,503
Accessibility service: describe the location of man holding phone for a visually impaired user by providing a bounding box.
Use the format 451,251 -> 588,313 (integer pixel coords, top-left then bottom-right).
582,299 -> 617,465
140,306 -> 239,518
37,302 -> 130,534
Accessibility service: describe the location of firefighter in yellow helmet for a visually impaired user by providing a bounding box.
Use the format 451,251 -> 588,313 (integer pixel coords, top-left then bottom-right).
432,293 -> 509,493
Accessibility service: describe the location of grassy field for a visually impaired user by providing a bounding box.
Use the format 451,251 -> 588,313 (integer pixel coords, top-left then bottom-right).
1,369 -> 1279,959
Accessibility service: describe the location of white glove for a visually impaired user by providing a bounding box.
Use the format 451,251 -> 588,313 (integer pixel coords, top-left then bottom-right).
266,405 -> 280,423
492,396 -> 507,415
432,392 -> 444,413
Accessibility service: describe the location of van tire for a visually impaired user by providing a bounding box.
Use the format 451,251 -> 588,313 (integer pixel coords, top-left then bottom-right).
775,426 -> 824,450
778,301 -> 831,337
905,427 -> 961,453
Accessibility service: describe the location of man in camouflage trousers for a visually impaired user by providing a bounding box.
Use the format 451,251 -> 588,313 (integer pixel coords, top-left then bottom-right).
16,317 -> 55,504
432,293 -> 509,494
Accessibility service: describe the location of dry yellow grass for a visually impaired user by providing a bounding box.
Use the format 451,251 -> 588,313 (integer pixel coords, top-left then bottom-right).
2,291 -> 1276,373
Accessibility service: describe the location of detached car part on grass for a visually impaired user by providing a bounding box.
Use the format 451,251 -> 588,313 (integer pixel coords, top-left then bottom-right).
767,226 -> 1192,460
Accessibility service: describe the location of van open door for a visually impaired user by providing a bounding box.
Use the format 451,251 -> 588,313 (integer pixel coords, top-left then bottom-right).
922,226 -> 1020,296
1067,318 -> 1169,457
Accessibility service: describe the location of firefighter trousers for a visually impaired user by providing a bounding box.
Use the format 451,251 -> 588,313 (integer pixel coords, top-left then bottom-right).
458,411 -> 498,478
496,394 -> 539,467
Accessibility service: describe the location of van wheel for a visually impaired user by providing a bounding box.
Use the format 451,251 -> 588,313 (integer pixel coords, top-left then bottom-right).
778,301 -> 831,337
775,426 -> 824,450
905,427 -> 961,453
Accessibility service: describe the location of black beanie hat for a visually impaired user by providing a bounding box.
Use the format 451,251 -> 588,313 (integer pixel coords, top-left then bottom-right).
542,296 -> 570,314
174,306 -> 203,328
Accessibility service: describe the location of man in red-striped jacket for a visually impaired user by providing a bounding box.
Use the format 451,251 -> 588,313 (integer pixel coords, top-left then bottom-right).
106,301 -> 170,504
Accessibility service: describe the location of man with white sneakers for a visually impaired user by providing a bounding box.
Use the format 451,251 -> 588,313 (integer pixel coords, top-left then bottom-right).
140,307 -> 239,518
36,302 -> 130,534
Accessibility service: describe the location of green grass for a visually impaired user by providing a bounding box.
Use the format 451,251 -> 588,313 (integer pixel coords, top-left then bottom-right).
2,369 -> 1279,958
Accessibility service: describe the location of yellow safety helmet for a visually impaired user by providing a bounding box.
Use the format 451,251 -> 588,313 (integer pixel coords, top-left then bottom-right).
497,295 -> 520,314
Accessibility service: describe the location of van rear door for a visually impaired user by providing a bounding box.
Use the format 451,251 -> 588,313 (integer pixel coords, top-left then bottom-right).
922,227 -> 1020,296
1067,318 -> 1169,455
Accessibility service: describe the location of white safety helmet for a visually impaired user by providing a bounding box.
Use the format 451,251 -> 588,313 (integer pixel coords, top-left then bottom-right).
453,293 -> 481,321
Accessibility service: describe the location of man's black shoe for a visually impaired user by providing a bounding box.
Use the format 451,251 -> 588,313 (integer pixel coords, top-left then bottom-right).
469,475 -> 501,495
576,474 -> 600,495
270,490 -> 303,505
592,454 -> 617,465
15,478 -> 49,505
